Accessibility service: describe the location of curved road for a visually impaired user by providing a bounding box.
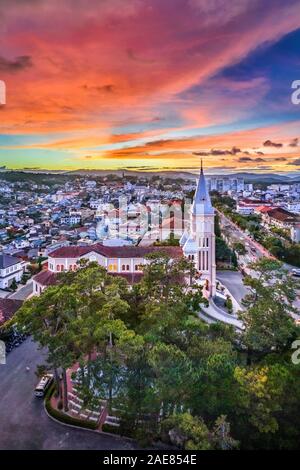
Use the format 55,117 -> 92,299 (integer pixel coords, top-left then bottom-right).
0,338 -> 137,450
216,270 -> 249,305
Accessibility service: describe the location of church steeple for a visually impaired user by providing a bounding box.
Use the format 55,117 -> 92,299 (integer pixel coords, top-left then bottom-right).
181,161 -> 216,297
192,161 -> 213,215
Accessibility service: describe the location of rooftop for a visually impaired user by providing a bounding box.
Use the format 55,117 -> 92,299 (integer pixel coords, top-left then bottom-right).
0,253 -> 21,269
266,207 -> 300,222
49,244 -> 183,259
0,299 -> 23,325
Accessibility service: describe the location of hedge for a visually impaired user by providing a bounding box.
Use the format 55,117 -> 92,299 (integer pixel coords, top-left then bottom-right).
102,423 -> 122,434
44,384 -> 98,430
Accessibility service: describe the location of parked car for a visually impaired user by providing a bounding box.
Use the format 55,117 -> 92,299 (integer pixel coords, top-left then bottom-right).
292,268 -> 300,277
34,374 -> 54,397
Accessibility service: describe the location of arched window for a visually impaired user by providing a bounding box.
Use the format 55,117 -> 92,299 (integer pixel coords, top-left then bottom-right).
122,264 -> 125,271
57,265 -> 60,272
126,264 -> 130,271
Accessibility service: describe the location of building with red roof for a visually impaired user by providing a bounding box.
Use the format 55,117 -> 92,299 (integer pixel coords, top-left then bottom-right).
33,243 -> 183,295
262,207 -> 300,228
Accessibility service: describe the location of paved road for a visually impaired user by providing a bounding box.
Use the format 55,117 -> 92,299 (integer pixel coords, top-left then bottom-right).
0,290 -> 9,299
217,210 -> 271,261
9,281 -> 33,301
0,338 -> 137,450
218,209 -> 300,274
216,270 -> 249,304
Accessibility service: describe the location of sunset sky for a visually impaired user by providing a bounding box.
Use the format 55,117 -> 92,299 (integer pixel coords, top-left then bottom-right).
0,0 -> 300,173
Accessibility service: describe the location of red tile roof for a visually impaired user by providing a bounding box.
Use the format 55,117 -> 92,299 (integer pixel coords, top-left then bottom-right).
256,205 -> 274,213
49,244 -> 183,260
0,299 -> 23,326
265,207 -> 300,222
33,270 -> 58,286
49,246 -> 92,258
240,198 -> 265,205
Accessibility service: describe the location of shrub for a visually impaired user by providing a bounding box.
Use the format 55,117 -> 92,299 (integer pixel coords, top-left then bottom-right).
225,295 -> 233,314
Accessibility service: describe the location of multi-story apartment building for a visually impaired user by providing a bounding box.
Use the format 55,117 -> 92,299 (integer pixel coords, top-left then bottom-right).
208,177 -> 244,193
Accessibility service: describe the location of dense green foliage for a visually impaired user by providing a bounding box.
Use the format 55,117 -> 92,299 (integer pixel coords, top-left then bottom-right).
16,255 -> 300,449
215,238 -> 238,268
214,213 -> 237,268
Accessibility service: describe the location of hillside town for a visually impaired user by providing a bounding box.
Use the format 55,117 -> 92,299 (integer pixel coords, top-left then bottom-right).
1,166 -> 300,453
0,168 -> 298,331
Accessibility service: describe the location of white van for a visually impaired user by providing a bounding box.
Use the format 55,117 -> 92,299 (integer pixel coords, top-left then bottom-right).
34,374 -> 54,397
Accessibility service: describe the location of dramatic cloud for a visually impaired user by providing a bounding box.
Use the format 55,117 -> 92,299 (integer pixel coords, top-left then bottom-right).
238,156 -> 266,162
289,138 -> 299,147
82,84 -> 116,94
0,56 -> 32,72
194,147 -> 242,156
263,140 -> 283,148
0,0 -> 300,171
288,158 -> 300,166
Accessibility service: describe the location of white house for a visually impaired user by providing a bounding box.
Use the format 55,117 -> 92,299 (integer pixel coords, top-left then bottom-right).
0,253 -> 25,289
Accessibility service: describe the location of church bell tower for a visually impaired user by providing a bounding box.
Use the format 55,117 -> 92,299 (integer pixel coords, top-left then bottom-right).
180,161 -> 216,297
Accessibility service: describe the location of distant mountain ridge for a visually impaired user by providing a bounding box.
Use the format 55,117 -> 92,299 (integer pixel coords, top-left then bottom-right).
1,168 -> 300,183
66,169 -> 300,183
